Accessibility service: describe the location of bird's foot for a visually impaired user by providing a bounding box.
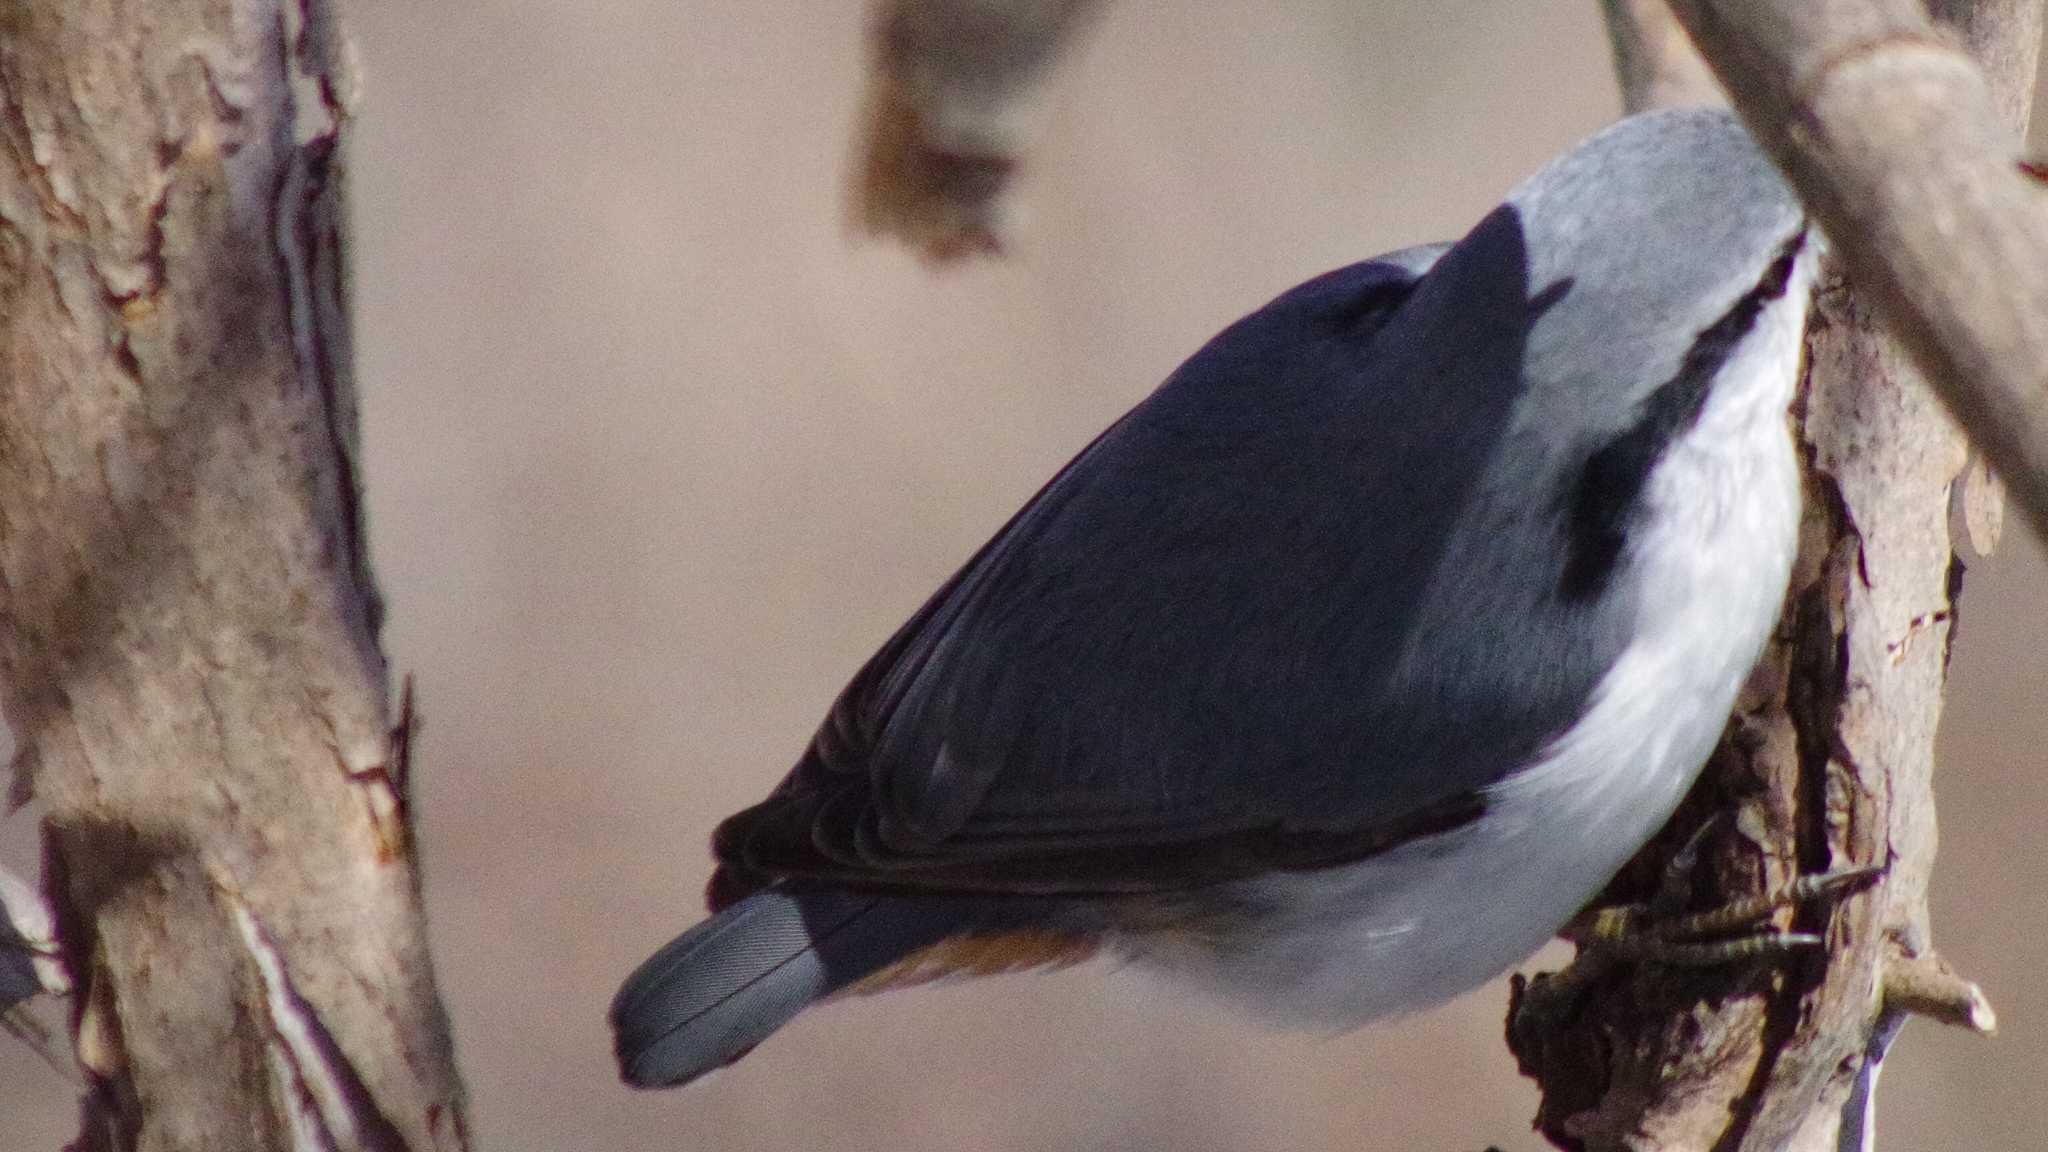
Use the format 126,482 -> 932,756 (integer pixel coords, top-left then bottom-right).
1510,815 -> 1883,1039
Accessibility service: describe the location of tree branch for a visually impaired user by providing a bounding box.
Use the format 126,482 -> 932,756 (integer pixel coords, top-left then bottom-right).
849,0 -> 1104,260
1665,0 -> 2048,545
0,2 -> 469,1148
1600,0 -> 1727,110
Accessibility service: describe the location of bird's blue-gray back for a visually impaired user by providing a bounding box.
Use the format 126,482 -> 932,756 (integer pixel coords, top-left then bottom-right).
712,107 -> 1806,895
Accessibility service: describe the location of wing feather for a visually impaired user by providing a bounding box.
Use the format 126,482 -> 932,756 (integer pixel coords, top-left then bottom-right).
718,224 -> 1630,895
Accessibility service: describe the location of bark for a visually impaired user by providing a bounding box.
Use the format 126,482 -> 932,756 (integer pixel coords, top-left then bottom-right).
0,2 -> 469,1149
850,0 -> 1104,261
1505,4 -> 2037,1150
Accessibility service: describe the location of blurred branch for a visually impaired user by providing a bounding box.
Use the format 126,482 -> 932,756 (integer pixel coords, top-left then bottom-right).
849,0 -> 1105,260
0,2 -> 470,1148
1,864 -> 74,1083
1932,0 -> 2048,554
1667,0 -> 2048,546
1508,3 -> 2040,1150
1928,0 -> 2048,129
1599,0 -> 1725,110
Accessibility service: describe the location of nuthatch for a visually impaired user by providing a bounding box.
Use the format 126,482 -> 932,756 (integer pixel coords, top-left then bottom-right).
612,107 -> 1817,1088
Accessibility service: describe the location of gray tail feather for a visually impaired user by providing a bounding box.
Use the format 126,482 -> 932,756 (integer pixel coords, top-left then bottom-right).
610,886 -> 975,1088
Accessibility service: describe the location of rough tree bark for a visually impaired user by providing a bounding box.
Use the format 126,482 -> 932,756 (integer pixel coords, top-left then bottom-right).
1505,4 -> 2038,1151
0,2 -> 470,1149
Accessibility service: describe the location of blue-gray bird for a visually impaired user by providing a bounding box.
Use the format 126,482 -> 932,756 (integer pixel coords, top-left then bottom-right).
612,106 -> 1817,1088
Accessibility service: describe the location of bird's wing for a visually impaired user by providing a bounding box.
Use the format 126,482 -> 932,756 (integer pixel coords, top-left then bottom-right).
717,225 -> 1629,895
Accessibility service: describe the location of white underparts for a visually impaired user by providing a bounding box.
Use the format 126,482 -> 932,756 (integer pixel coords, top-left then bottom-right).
1119,248 -> 1817,1029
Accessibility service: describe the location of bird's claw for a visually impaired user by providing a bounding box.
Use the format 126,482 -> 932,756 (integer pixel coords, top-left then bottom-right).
1512,831 -> 1883,1041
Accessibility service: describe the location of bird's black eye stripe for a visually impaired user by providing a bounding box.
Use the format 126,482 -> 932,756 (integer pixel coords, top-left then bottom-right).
1559,228 -> 1808,602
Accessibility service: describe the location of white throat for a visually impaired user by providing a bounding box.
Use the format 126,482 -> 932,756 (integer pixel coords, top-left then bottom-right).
1115,242 -> 1818,1030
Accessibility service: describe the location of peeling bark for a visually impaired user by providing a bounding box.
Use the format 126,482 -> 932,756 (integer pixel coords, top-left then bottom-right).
0,3 -> 468,1149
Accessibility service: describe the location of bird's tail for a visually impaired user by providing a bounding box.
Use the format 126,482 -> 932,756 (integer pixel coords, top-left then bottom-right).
610,886 -> 985,1088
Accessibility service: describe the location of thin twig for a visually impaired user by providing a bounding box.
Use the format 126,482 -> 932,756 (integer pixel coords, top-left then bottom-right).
1600,0 -> 1726,110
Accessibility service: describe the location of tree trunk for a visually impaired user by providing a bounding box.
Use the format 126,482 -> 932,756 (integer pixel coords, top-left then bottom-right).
1504,4 -> 2039,1150
0,2 -> 470,1149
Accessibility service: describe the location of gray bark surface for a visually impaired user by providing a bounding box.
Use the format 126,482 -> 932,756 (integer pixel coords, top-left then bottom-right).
0,2 -> 469,1148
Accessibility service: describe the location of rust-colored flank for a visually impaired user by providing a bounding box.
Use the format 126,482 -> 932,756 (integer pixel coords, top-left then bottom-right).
838,931 -> 1100,998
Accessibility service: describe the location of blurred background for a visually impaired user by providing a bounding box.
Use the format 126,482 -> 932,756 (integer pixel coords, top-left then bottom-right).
5,2 -> 2047,1148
